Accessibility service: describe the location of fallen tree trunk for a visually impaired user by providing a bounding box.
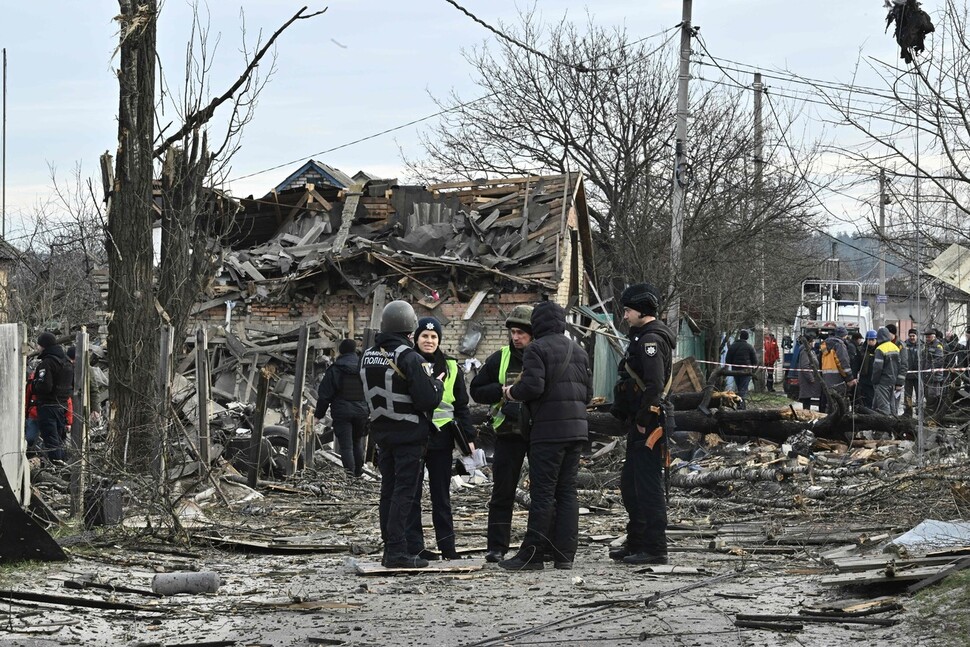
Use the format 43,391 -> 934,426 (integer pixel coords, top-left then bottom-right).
585,409 -> 916,442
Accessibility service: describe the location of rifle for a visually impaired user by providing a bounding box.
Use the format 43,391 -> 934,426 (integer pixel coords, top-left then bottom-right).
623,352 -> 675,503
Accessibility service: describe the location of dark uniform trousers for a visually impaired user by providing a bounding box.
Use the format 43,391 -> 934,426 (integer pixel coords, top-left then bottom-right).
407,445 -> 456,555
333,414 -> 368,477
377,439 -> 425,558
486,434 -> 529,553
620,438 -> 668,557
517,440 -> 582,563
37,404 -> 67,462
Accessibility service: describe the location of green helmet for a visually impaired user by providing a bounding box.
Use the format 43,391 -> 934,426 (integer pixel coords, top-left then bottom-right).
380,300 -> 418,334
505,305 -> 534,330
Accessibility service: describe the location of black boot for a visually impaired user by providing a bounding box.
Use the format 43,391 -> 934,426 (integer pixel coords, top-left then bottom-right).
622,552 -> 668,565
484,550 -> 505,563
498,554 -> 543,571
384,553 -> 430,568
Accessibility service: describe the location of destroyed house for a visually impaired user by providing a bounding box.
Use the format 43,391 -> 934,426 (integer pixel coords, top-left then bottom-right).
192,168 -> 596,378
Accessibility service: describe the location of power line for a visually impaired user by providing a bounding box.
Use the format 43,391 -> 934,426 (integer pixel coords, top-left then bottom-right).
693,74 -> 915,126
228,24 -> 680,186
691,47 -> 916,100
442,0 -> 652,74
762,89 -> 912,272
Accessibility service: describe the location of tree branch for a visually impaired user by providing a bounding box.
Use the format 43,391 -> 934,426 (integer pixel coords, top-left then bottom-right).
153,5 -> 326,158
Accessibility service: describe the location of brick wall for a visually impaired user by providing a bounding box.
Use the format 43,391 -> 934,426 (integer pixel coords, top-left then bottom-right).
193,288 -> 552,363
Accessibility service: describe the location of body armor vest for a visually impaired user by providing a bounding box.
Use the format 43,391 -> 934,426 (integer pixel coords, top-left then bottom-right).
360,344 -> 420,424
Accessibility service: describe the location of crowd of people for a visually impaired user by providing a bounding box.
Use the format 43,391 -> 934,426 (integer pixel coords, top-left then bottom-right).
796,325 -> 970,416
319,282 -> 676,571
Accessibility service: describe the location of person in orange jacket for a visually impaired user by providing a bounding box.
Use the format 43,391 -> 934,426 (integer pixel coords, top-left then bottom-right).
764,333 -> 780,392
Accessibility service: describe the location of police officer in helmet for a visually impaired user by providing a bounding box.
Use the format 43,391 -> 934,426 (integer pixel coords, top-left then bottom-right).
360,300 -> 444,568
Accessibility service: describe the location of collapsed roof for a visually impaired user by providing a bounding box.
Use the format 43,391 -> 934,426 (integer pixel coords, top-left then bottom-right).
209,169 -> 595,308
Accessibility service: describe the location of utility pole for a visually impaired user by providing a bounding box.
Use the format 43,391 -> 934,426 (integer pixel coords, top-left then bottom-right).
878,168 -> 888,326
754,72 -> 765,389
667,0 -> 694,336
2,48 -> 7,238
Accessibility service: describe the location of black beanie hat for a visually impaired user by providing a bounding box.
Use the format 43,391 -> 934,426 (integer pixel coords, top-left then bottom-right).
415,317 -> 443,342
886,323 -> 897,335
37,332 -> 57,349
338,339 -> 357,355
620,282 -> 660,317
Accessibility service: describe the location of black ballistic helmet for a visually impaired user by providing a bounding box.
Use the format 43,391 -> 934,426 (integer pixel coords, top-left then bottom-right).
380,300 -> 418,334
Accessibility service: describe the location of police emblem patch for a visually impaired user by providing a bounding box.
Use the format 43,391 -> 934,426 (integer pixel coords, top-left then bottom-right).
644,342 -> 658,357
422,362 -> 435,376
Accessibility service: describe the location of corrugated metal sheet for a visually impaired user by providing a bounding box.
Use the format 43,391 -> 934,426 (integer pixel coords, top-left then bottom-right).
924,244 -> 970,295
590,313 -> 621,402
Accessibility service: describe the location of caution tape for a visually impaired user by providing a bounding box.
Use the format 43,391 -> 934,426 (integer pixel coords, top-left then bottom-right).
692,357 -> 970,377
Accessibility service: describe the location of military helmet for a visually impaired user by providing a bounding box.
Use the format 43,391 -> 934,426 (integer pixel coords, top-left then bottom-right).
505,305 -> 534,330
380,300 -> 418,334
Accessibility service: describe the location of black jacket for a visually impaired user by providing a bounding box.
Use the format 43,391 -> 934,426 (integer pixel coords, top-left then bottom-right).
418,348 -> 477,451
360,332 -> 444,445
856,344 -> 877,386
626,319 -> 677,431
725,338 -> 757,371
508,301 -> 591,445
33,345 -> 73,406
315,351 -> 369,421
470,343 -> 526,434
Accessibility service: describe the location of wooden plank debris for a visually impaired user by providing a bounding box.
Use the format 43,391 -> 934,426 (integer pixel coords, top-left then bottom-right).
0,588 -> 162,612
906,556 -> 970,594
820,565 -> 948,587
736,613 -> 898,627
462,291 -> 488,320
192,534 -> 347,555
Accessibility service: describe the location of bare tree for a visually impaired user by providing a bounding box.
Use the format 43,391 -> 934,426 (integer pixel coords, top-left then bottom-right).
9,166 -> 106,332
821,0 -> 970,264
106,3 -> 324,472
409,12 -> 677,237
412,12 -> 824,359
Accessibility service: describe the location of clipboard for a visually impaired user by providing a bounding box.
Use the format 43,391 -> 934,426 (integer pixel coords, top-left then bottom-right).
440,420 -> 471,456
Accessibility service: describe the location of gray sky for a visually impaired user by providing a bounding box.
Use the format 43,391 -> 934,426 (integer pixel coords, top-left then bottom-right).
0,1 -> 903,246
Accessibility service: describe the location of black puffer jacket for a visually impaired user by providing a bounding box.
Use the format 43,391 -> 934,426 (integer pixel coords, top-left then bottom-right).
508,301 -> 591,445
33,344 -> 73,406
725,338 -> 757,371
315,351 -> 369,421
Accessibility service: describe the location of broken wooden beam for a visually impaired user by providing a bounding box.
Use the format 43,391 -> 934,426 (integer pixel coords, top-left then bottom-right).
0,588 -> 161,612
736,613 -> 898,626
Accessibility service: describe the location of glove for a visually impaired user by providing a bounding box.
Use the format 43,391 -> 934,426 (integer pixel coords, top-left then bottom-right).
500,401 -> 521,420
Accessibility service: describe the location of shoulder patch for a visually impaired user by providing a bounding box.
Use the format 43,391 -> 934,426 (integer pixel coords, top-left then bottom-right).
644,342 -> 658,357
421,362 -> 435,377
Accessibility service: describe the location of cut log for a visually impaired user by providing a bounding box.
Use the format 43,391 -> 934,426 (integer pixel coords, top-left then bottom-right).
584,409 -> 916,442
673,409 -> 916,442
